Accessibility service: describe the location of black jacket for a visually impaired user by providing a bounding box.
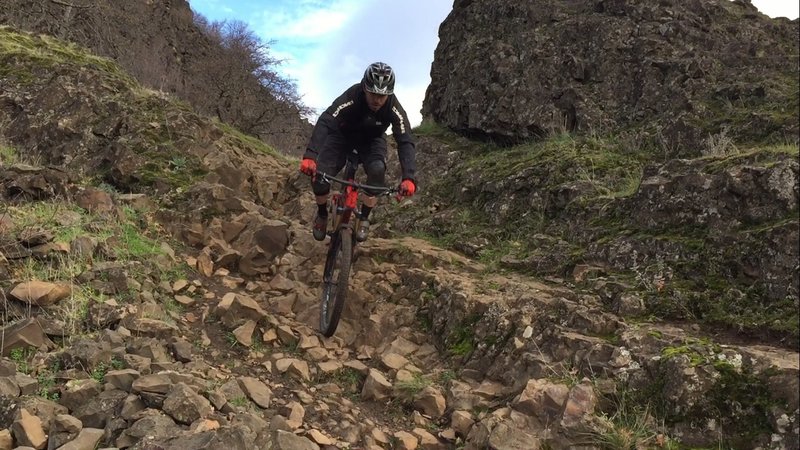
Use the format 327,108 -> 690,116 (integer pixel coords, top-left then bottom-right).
304,83 -> 416,181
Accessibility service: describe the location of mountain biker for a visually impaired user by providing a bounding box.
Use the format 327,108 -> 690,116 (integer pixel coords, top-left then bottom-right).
299,62 -> 417,242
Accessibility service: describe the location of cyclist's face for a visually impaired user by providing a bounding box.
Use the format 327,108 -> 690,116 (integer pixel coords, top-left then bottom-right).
365,90 -> 388,112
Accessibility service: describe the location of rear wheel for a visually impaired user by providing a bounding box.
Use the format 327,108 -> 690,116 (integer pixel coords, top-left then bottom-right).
319,230 -> 353,337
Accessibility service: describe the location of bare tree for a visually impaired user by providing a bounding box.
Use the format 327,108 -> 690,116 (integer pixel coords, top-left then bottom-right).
191,18 -> 311,141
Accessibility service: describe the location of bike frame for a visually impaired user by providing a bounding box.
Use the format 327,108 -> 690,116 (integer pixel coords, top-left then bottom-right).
317,159 -> 395,240
328,180 -> 360,237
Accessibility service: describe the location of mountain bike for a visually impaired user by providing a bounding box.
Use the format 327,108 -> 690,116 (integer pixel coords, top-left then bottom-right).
313,157 -> 397,337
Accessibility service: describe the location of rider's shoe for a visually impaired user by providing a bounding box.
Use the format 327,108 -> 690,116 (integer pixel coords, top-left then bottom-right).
313,213 -> 327,241
355,218 -> 369,242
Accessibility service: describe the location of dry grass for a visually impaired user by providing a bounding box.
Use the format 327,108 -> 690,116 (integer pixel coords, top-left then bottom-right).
1,197 -> 172,336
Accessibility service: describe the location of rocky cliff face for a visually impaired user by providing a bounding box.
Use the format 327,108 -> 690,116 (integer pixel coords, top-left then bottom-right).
0,0 -> 312,155
424,0 -> 799,152
0,0 -> 204,92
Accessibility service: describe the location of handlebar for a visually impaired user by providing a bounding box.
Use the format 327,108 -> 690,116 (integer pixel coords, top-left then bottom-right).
315,171 -> 399,196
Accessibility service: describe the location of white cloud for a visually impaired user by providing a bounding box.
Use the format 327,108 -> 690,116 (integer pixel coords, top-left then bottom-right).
290,0 -> 452,127
750,0 -> 799,19
253,1 -> 357,40
284,10 -> 350,37
396,80 -> 430,131
278,52 -> 329,118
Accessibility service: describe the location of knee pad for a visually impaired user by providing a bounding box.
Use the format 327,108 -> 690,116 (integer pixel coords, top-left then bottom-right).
311,177 -> 331,196
364,160 -> 386,186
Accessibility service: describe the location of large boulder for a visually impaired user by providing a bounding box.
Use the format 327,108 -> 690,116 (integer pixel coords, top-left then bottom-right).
424,0 -> 798,152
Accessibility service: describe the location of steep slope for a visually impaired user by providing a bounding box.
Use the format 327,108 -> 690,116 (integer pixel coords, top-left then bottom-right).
0,0 -> 312,155
391,126 -> 798,346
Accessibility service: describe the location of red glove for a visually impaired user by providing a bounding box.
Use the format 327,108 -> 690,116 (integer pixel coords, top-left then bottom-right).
399,179 -> 416,197
299,158 -> 317,176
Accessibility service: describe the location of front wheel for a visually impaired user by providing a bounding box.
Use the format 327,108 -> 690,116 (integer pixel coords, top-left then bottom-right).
319,230 -> 353,337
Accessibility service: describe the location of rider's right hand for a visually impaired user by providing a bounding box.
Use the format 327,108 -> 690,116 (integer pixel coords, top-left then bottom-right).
300,158 -> 317,176
395,179 -> 416,201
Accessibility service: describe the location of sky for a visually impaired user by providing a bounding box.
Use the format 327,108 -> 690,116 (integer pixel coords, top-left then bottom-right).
187,0 -> 799,128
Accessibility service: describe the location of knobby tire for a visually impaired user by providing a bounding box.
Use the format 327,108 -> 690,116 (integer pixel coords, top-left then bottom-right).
319,230 -> 353,337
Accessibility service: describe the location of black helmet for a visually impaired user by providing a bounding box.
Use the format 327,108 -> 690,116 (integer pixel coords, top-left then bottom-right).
362,62 -> 395,95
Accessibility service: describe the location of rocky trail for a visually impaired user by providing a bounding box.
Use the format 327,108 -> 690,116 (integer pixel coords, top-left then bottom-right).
1,175 -> 797,449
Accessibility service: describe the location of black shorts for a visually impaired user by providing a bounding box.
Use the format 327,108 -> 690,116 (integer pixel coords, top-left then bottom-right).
312,131 -> 387,196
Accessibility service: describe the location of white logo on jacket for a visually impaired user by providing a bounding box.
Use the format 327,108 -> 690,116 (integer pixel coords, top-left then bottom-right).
332,101 -> 354,118
391,106 -> 406,134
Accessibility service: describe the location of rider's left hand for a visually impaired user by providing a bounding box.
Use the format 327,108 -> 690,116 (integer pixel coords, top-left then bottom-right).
399,179 -> 416,197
